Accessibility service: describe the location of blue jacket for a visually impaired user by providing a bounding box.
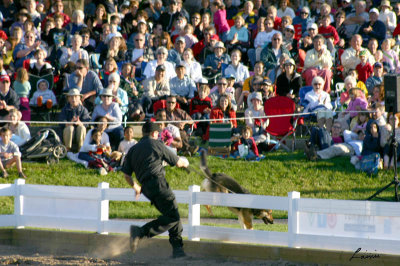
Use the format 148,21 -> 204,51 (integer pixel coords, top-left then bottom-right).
359,20 -> 386,47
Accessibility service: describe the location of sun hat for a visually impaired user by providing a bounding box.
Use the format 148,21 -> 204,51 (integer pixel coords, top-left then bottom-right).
99,88 -> 115,97
284,58 -> 296,66
380,0 -> 392,9
250,92 -> 263,102
213,41 -> 225,50
65,88 -> 82,97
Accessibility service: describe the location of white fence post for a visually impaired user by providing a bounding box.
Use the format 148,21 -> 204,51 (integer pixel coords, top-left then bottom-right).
97,182 -> 109,234
188,185 -> 200,241
14,179 -> 25,229
288,191 -> 300,248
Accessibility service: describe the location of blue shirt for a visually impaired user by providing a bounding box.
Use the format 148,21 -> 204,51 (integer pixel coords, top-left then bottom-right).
169,75 -> 196,98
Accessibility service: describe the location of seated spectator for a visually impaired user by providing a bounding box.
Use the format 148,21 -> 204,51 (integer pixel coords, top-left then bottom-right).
341,35 -> 372,74
276,58 -> 302,99
225,0 -> 239,20
99,34 -> 127,67
13,68 -> 31,123
80,28 -> 95,54
59,88 -> 90,153
6,108 -> 30,146
249,17 -> 280,68
204,41 -> 231,76
119,62 -> 142,102
332,11 -> 348,49
141,64 -> 170,115
303,34 -> 333,93
368,84 -> 385,108
343,0 -> 368,41
30,79 -> 57,109
92,89 -> 124,151
96,73 -> 129,115
267,5 -> 282,30
210,77 -> 237,111
0,127 -> 27,178
66,59 -> 103,112
260,32 -> 291,82
170,63 -> 196,112
0,74 -> 19,121
359,8 -> 386,47
318,15 -> 339,54
65,10 -> 87,35
182,48 -> 203,83
192,27 -> 219,64
59,34 -> 89,67
355,50 -> 373,83
337,87 -> 368,130
245,92 -> 272,153
240,61 -> 267,108
41,0 -> 71,32
190,84 -> 212,141
182,24 -> 199,48
79,126 -> 112,175
232,126 -> 259,160
167,36 -> 186,66
282,25 -> 299,62
209,93 -> 238,136
381,38 -> 400,74
304,76 -> 334,132
27,48 -> 53,76
234,1 -> 257,30
361,120 -> 381,156
378,0 -> 396,34
13,30 -> 44,69
226,16 -> 250,53
346,69 -> 369,97
117,126 -> 138,165
292,6 -> 312,34
224,49 -> 249,101
366,62 -> 384,95
143,47 -> 176,80
299,23 -> 318,53
156,108 -> 182,153
130,33 -> 154,76
277,0 -> 295,19
165,95 -> 198,156
47,14 -> 68,48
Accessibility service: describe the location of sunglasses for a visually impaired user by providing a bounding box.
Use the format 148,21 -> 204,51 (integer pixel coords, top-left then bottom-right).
1,80 -> 9,84
135,39 -> 144,41
76,66 -> 85,69
273,38 -> 281,41
301,12 -> 308,15
218,83 -> 227,85
167,101 -> 176,104
192,17 -> 200,20
286,30 -> 295,33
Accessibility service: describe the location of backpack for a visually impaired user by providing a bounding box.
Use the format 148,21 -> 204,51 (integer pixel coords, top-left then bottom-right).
359,153 -> 380,175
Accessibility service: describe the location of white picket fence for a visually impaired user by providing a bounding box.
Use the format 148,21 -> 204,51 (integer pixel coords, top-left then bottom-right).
0,179 -> 400,255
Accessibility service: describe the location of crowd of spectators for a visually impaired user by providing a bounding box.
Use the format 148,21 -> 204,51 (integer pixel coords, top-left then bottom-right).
0,0 -> 399,171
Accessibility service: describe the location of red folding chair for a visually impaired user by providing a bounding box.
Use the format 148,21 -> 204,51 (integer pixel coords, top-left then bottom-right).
264,96 -> 298,152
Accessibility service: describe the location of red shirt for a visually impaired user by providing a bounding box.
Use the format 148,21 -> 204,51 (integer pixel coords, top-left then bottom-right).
356,62 -> 373,83
318,25 -> 340,45
189,96 -> 212,116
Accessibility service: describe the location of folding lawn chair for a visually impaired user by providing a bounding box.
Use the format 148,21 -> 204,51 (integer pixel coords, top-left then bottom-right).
28,73 -> 57,121
208,123 -> 232,156
264,96 -> 298,152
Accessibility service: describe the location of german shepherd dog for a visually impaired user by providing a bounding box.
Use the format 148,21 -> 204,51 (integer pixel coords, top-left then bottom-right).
199,151 -> 274,229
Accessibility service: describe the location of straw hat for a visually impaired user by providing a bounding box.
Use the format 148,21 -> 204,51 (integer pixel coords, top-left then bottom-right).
65,88 -> 82,97
99,88 -> 115,97
380,0 -> 392,9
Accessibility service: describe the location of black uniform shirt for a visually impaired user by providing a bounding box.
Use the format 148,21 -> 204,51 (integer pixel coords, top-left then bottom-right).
122,136 -> 179,185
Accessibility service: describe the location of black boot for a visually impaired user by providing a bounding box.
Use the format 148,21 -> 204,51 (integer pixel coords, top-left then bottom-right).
172,246 -> 186,258
130,225 -> 143,253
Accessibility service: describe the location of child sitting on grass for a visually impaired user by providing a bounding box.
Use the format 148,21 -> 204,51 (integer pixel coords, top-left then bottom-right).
232,126 -> 259,160
117,126 -> 138,164
0,127 -> 27,178
30,79 -> 57,109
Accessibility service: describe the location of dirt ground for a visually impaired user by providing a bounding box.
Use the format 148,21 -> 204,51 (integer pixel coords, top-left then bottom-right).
0,244 -> 301,265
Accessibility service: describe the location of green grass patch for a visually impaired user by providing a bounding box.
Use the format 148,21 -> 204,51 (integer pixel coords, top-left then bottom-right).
0,151 -> 397,222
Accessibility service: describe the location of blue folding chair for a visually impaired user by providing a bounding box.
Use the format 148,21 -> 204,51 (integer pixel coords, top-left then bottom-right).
298,86 -> 315,137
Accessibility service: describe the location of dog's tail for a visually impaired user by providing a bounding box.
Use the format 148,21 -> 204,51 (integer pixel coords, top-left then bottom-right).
200,150 -> 213,178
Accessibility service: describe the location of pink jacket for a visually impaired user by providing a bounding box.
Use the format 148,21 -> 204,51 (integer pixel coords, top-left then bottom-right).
214,10 -> 230,34
346,97 -> 368,118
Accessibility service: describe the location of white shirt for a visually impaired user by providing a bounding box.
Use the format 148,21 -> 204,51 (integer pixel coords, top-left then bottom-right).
80,129 -> 110,153
143,60 -> 177,80
183,61 -> 203,83
59,48 -> 89,67
224,63 -> 250,83
254,30 -> 280,48
304,89 -> 332,112
379,10 -> 397,32
277,7 -> 296,19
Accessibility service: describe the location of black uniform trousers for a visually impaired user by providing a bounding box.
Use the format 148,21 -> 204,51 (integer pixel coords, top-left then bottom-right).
140,177 -> 183,248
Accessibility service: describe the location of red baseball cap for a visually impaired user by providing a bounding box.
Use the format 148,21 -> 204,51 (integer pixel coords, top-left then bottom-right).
0,30 -> 8,41
210,34 -> 220,41
0,74 -> 10,82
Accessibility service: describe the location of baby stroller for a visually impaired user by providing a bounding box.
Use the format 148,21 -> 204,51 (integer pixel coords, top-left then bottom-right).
19,128 -> 67,164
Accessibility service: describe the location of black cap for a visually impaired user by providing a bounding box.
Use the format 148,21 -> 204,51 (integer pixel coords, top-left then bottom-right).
142,121 -> 160,134
156,64 -> 166,72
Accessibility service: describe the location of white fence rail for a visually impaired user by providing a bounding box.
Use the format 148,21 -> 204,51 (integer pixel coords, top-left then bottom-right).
0,179 -> 400,255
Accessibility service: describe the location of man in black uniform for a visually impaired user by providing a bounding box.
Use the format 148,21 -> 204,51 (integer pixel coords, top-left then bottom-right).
122,121 -> 189,258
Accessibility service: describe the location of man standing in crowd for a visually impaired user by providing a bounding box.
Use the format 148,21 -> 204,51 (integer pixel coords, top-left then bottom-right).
122,121 -> 189,258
